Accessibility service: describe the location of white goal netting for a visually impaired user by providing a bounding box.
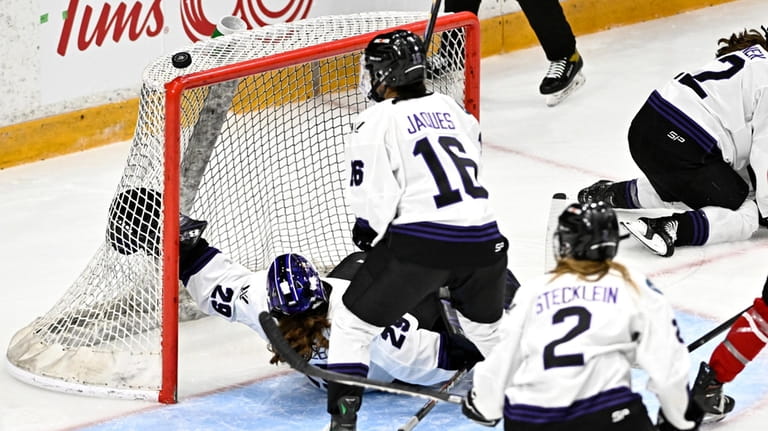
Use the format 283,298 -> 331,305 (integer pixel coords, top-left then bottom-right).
6,11 -> 476,401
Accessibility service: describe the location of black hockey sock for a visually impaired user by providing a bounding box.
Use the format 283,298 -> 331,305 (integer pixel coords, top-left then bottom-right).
607,180 -> 639,209
672,210 -> 709,246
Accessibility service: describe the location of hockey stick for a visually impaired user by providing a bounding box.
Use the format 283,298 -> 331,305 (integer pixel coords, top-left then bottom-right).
544,193 -> 570,271
397,367 -> 468,431
258,311 -> 464,404
687,305 -> 751,352
423,0 -> 442,48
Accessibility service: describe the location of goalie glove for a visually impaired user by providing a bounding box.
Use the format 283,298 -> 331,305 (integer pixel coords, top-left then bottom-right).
351,218 -> 377,251
179,215 -> 210,279
461,388 -> 500,427
180,214 -> 208,252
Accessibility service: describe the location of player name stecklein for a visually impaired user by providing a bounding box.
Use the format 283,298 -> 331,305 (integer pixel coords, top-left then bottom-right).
535,285 -> 619,314
406,112 -> 456,134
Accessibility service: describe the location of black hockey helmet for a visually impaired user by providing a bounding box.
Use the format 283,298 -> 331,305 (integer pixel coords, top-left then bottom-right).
363,29 -> 426,101
554,201 -> 619,261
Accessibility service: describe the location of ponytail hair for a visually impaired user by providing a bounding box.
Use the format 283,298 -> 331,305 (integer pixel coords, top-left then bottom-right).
716,27 -> 768,56
549,258 -> 639,292
268,304 -> 330,364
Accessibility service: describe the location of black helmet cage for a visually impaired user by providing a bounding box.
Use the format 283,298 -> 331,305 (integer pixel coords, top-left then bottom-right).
554,202 -> 619,261
363,29 -> 427,101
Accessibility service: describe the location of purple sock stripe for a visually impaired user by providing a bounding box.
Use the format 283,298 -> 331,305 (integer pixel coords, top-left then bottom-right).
689,210 -> 709,246
624,179 -> 639,209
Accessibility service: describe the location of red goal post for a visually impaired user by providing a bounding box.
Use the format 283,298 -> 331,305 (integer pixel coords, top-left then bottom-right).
6,11 -> 480,404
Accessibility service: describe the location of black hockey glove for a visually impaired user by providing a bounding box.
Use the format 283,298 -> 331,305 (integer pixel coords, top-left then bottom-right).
351,218 -> 377,251
461,388 -> 500,427
657,397 -> 703,431
179,214 -> 208,252
762,274 -> 768,304
179,215 -> 210,278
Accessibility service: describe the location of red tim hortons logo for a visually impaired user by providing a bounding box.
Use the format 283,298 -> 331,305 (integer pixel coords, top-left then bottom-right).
57,0 -> 164,56
181,0 -> 314,42
56,0 -> 314,56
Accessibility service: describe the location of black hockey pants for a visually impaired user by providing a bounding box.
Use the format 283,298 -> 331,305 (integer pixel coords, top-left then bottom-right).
341,240 -> 507,329
628,96 -> 749,211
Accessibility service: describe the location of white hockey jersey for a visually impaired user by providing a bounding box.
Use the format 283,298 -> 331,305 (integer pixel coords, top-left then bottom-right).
470,268 -> 694,430
654,44 -> 768,216
345,92 -> 505,255
183,250 -> 458,387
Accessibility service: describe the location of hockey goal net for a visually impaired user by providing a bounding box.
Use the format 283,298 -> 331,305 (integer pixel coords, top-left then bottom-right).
5,11 -> 480,403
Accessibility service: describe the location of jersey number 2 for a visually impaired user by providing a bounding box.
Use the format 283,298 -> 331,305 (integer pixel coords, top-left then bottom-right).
413,136 -> 488,208
677,54 -> 745,99
543,306 -> 592,369
381,317 -> 411,349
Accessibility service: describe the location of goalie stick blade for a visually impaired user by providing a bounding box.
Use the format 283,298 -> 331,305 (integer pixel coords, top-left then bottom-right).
257,311 -> 464,405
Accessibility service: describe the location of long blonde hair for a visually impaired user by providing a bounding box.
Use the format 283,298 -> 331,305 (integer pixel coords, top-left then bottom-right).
268,306 -> 331,364
549,258 -> 638,292
716,27 -> 768,56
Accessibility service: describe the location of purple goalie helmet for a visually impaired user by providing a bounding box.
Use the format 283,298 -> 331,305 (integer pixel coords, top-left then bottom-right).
267,253 -> 328,317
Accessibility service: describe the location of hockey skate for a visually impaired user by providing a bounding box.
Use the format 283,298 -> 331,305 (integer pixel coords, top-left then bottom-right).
578,180 -> 617,206
327,395 -> 360,431
620,216 -> 677,257
692,362 -> 735,423
540,51 -> 585,107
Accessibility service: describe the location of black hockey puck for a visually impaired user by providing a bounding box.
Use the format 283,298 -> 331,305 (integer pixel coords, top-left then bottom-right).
553,192 -> 567,199
171,51 -> 192,68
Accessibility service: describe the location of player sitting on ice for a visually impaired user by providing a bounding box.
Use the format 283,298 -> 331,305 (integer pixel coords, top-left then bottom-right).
576,27 -> 768,257
177,214 -> 501,390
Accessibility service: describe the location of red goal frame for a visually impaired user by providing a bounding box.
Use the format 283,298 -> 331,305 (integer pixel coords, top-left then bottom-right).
160,12 -> 480,403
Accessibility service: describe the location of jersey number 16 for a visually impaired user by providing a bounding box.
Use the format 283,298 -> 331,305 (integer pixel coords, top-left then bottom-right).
349,136 -> 489,209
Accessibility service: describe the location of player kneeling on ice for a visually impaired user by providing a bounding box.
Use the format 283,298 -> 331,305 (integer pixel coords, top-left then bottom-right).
461,202 -> 703,431
177,214 -> 489,390
577,28 -> 768,257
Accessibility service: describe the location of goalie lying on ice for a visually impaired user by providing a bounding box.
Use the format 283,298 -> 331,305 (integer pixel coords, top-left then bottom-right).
177,214 -> 492,390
